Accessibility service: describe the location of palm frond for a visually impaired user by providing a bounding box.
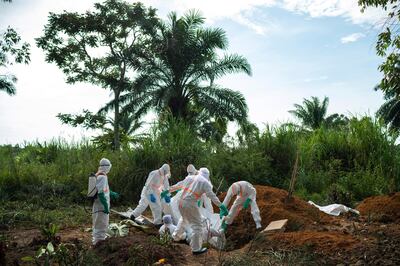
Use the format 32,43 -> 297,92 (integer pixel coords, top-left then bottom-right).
0,75 -> 17,95
210,54 -> 252,80
183,9 -> 205,29
192,85 -> 248,123
198,28 -> 228,50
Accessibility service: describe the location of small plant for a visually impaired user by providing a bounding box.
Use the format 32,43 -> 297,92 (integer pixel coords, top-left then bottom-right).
40,223 -> 60,243
22,242 -> 56,266
151,233 -> 173,247
22,241 -> 100,266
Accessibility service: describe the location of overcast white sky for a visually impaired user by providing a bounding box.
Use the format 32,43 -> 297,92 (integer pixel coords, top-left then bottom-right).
0,0 -> 387,144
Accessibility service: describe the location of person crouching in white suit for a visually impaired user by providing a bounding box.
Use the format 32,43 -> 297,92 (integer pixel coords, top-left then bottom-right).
131,164 -> 172,226
220,181 -> 262,231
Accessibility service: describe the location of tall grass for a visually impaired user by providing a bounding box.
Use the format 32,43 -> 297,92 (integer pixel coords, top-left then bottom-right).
0,116 -> 399,207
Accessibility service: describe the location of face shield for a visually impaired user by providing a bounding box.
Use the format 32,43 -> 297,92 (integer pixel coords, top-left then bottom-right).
187,164 -> 197,175
199,167 -> 210,181
99,158 -> 112,174
160,164 -> 171,178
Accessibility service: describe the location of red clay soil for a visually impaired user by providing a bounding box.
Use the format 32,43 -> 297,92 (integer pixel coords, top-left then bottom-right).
266,231 -> 360,253
357,192 -> 400,222
220,185 -> 336,249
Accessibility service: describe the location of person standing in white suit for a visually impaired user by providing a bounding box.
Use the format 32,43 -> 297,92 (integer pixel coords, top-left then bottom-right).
169,164 -> 198,224
178,168 -> 223,255
92,158 -> 119,245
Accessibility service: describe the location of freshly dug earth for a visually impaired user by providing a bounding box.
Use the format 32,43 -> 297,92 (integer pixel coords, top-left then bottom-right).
94,228 -> 187,266
357,192 -> 400,222
266,231 -> 360,253
221,186 -> 400,265
4,187 -> 400,265
221,185 -> 335,249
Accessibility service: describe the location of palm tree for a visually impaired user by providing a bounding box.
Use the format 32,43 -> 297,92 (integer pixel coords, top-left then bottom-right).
289,96 -> 329,130
92,112 -> 145,149
102,10 -> 252,132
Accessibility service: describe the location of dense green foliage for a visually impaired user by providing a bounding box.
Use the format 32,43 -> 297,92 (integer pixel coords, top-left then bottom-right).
36,0 -> 160,149
1,116 -> 398,214
359,1 -> 400,131
105,10 -> 251,134
37,1 -> 252,150
0,27 -> 30,95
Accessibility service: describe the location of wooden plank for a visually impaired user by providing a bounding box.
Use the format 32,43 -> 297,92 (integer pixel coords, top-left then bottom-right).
262,219 -> 288,234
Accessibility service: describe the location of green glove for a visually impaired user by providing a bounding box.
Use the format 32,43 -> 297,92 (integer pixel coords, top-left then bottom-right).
160,190 -> 169,199
221,221 -> 228,231
110,191 -> 120,200
98,192 -> 109,214
219,204 -> 229,219
197,200 -> 201,207
243,198 -> 252,209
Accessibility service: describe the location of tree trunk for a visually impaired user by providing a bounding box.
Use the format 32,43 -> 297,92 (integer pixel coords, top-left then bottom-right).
113,89 -> 121,150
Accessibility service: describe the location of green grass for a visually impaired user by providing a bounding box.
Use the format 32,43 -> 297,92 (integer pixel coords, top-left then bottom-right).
0,198 -> 89,228
0,116 -> 399,210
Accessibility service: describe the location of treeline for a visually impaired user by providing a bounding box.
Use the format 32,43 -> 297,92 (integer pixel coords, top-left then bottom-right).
1,116 -> 398,207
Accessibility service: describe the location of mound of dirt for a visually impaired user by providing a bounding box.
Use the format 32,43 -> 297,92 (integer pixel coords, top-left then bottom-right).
221,185 -> 335,249
267,231 -> 360,253
95,228 -> 187,266
357,192 -> 400,223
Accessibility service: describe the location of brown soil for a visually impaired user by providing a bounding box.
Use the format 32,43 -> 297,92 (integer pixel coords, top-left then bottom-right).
94,228 -> 187,265
2,225 -> 220,266
266,231 -> 360,253
222,186 -> 400,265
221,185 -> 336,249
356,192 -> 400,222
2,226 -> 91,266
3,187 -> 400,265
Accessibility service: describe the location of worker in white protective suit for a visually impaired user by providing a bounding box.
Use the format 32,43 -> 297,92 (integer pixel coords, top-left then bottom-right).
170,165 -> 213,216
159,215 -> 176,236
178,167 -> 225,255
220,181 -> 261,231
197,172 -> 214,215
171,164 -> 210,241
131,164 -> 172,226
169,164 -> 198,224
92,158 -> 119,245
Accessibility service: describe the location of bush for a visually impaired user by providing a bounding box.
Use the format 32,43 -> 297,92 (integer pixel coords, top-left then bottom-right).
0,116 -> 399,210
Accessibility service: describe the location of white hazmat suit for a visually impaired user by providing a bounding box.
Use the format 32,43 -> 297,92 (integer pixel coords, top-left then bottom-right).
92,158 -> 112,245
222,181 -> 262,229
170,164 -> 198,224
132,164 -> 171,225
178,168 -> 222,253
